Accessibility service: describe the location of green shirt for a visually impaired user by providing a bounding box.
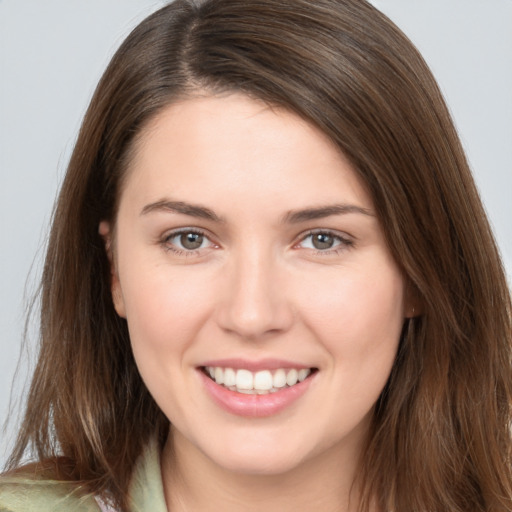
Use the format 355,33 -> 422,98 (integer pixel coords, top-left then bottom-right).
0,439 -> 167,512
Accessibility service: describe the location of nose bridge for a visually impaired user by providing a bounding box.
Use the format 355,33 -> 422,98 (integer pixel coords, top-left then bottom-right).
217,241 -> 292,339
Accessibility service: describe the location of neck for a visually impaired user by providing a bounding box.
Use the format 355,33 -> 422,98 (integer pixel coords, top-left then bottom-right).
161,427 -> 370,512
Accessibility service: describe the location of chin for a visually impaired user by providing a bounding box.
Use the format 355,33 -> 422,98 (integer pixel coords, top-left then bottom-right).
215,451 -> 305,476
200,432 -> 314,476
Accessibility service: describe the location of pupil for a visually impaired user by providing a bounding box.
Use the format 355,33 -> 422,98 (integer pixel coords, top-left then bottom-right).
181,232 -> 203,250
313,233 -> 333,250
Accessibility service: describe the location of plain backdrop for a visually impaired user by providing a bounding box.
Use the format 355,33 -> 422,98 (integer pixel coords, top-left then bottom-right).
1,0 -> 511,466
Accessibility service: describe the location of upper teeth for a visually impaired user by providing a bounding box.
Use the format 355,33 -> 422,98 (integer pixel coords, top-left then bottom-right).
205,367 -> 312,394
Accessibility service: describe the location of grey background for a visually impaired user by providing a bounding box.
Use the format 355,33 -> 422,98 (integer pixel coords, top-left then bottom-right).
1,0 -> 511,466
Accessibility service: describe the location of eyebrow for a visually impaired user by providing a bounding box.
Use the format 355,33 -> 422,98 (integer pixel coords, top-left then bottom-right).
283,204 -> 374,223
140,200 -> 223,222
140,200 -> 373,224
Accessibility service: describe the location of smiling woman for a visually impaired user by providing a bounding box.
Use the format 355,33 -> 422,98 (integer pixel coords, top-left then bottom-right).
100,95 -> 407,489
1,1 -> 511,512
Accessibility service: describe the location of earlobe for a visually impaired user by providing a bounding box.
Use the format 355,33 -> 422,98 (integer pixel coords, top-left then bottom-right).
404,281 -> 424,319
406,305 -> 418,319
98,221 -> 127,318
111,279 -> 127,318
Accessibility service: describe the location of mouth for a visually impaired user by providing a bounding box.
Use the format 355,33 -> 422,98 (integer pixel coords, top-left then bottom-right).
201,366 -> 318,395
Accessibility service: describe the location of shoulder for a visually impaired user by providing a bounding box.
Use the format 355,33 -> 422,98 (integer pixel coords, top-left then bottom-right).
0,474 -> 99,512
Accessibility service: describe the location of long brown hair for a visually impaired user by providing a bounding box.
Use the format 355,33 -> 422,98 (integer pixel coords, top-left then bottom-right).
6,1 -> 512,510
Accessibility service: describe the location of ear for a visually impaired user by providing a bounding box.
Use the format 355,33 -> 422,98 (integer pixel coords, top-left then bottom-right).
404,281 -> 423,319
99,221 -> 126,318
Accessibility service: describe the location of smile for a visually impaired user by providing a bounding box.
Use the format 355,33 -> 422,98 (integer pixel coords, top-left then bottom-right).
203,366 -> 314,395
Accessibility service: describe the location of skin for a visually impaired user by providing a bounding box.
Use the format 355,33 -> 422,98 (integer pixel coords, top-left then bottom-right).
101,93 -> 412,511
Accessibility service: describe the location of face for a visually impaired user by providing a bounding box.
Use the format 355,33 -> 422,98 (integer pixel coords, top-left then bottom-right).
102,93 -> 410,477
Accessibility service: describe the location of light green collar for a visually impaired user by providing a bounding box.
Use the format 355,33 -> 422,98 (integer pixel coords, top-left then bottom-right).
128,437 -> 167,512
0,439 -> 168,512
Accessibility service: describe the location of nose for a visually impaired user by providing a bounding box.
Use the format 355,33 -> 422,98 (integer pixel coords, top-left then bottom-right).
216,249 -> 294,340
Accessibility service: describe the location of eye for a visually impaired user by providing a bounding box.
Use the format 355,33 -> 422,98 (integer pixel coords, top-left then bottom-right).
307,232 -> 338,250
177,232 -> 206,250
164,229 -> 214,252
297,230 -> 352,252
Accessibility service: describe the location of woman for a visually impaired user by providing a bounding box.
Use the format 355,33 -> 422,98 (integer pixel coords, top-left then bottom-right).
1,0 -> 511,511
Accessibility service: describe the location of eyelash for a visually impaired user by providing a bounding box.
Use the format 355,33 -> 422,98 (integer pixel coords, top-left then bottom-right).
160,228 -> 354,256
161,228 -> 215,256
296,229 -> 354,255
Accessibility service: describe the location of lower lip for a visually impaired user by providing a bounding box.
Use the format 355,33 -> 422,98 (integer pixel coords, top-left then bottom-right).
198,369 -> 316,418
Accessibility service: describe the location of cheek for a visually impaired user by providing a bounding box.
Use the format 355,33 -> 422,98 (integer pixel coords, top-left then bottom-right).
297,260 -> 404,373
304,271 -> 402,331
118,261 -> 216,367
118,265 -> 218,420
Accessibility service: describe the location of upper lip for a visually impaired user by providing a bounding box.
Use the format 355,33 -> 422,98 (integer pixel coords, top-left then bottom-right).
199,358 -> 315,372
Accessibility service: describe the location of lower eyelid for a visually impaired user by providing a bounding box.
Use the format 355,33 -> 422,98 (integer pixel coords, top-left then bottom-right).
164,246 -> 201,257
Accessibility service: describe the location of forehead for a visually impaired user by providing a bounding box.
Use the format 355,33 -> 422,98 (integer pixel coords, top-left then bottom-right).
120,93 -> 373,216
